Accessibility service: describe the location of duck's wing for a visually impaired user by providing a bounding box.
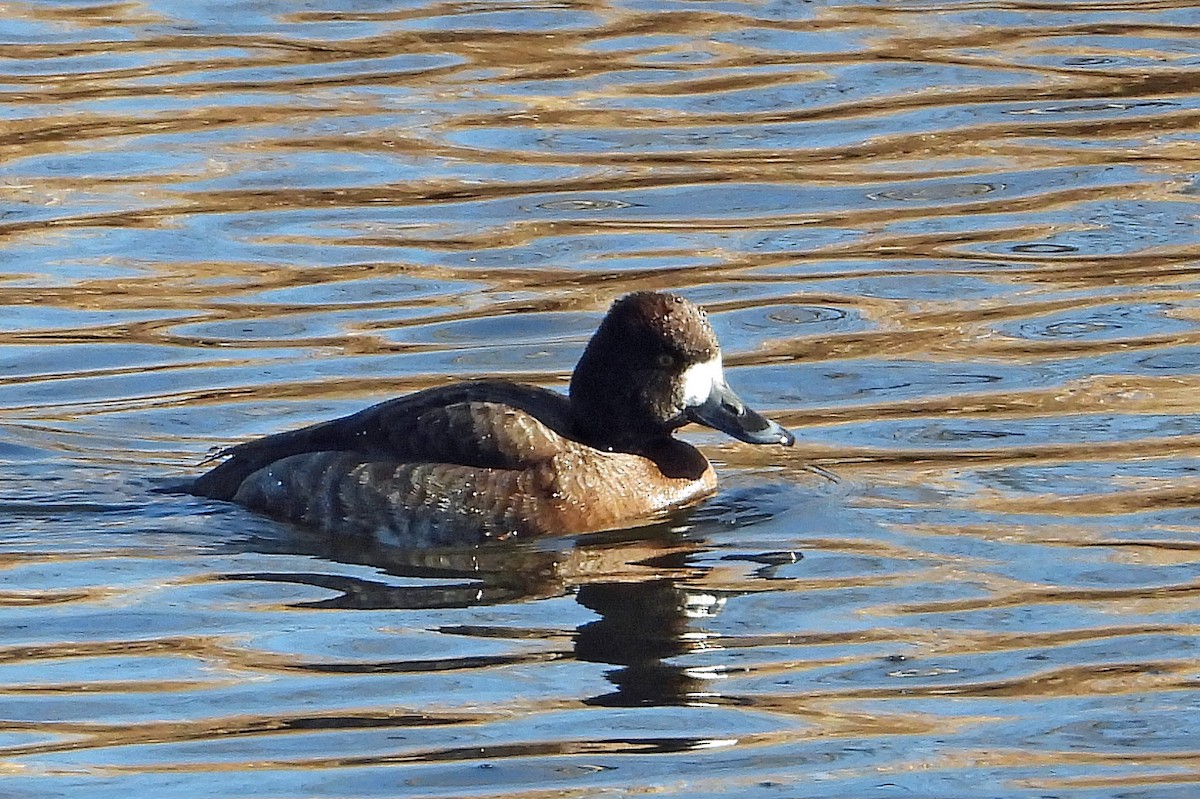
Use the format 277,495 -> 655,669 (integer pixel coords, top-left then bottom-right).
190,381 -> 575,500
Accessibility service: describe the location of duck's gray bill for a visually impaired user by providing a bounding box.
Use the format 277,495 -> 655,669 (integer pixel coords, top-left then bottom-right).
687,381 -> 795,446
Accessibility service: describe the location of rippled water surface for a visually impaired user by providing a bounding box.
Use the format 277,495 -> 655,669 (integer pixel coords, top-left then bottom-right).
2,0 -> 1199,796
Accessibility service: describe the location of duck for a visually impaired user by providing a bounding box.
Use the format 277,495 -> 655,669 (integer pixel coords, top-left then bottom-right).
188,291 -> 794,546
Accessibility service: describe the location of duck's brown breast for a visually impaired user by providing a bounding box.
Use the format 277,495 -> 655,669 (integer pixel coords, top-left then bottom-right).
532,439 -> 717,533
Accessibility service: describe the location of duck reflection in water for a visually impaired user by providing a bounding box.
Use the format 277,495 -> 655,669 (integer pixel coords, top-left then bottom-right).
223,505 -> 798,707
188,291 -> 793,545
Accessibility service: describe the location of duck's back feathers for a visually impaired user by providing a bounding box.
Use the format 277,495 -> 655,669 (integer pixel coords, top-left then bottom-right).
190,381 -> 574,501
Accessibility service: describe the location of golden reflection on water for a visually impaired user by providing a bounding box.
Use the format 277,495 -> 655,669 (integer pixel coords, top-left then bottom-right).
1,0 -> 1199,796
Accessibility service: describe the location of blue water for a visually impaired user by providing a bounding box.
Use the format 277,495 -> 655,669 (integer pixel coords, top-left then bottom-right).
1,0 -> 1199,796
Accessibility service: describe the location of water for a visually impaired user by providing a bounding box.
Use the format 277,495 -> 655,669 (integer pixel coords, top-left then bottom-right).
2,0 -> 1199,796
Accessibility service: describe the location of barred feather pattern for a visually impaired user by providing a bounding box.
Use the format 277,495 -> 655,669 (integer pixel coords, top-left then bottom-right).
231,444 -> 715,544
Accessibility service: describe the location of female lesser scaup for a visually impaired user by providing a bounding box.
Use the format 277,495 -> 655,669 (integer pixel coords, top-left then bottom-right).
189,291 -> 793,545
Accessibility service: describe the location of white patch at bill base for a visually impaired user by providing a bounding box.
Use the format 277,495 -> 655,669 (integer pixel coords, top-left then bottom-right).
680,356 -> 725,407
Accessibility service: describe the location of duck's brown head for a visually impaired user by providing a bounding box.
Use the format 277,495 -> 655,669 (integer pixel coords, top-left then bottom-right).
568,291 -> 794,452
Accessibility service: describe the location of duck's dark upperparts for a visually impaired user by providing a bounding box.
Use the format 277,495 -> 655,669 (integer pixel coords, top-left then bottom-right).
189,291 -> 793,545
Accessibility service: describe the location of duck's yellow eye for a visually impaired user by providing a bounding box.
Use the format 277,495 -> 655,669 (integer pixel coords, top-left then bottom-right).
657,353 -> 675,368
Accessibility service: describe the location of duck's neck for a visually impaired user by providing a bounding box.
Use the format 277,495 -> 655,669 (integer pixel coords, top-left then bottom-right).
570,408 -> 709,480
568,404 -> 660,454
